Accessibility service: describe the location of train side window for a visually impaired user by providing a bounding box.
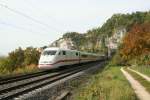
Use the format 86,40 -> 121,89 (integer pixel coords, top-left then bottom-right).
63,51 -> 66,55
76,52 -> 78,56
58,51 -> 61,55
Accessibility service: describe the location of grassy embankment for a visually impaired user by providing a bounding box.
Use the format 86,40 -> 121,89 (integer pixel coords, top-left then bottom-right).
0,54 -> 40,76
0,64 -> 39,77
130,66 -> 150,77
74,66 -> 137,100
125,68 -> 150,93
0,58 -> 39,76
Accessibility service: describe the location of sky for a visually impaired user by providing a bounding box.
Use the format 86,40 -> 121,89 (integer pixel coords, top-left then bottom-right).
0,0 -> 150,55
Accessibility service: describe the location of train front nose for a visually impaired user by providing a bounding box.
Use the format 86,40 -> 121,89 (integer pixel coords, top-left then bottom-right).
38,56 -> 55,69
38,61 -> 52,69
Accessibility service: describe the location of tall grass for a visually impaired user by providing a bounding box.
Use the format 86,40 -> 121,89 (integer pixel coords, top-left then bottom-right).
13,64 -> 39,74
125,68 -> 150,93
0,56 -> 39,76
131,65 -> 150,77
0,63 -> 39,77
74,66 -> 137,100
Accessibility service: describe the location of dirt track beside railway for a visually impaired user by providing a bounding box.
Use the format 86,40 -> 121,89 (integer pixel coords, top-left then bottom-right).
121,68 -> 150,100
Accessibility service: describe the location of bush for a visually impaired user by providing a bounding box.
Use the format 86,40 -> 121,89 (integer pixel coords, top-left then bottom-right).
8,47 -> 24,69
110,52 -> 127,66
0,47 -> 40,74
0,57 -> 14,72
24,47 -> 40,66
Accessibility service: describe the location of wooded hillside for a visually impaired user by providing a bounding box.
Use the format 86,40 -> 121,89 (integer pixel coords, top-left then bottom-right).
59,11 -> 150,54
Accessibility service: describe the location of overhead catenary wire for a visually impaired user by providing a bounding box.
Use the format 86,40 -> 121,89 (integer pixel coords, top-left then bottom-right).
23,0 -> 81,32
23,0 -> 67,30
0,3 -> 63,33
0,21 -> 50,37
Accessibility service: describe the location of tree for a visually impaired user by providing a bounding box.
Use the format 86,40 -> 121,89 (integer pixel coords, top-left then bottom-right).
86,28 -> 100,52
120,22 -> 150,64
24,47 -> 40,66
8,47 -> 24,69
0,57 -> 14,72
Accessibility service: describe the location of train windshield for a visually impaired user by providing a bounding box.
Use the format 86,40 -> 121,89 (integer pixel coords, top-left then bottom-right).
42,50 -> 57,56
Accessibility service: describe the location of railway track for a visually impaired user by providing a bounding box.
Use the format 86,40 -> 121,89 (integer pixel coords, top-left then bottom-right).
0,70 -> 54,85
0,62 -> 99,100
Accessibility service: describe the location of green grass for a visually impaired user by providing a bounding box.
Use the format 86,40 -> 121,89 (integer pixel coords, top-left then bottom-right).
74,66 -> 137,100
131,66 -> 150,77
125,68 -> 150,93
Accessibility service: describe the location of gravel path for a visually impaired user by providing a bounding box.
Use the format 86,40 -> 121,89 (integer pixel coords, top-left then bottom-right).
121,68 -> 150,100
128,67 -> 150,82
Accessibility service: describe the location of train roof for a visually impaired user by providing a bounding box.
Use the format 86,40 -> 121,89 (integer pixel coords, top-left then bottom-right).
44,47 -> 60,51
80,51 -> 100,56
44,47 -> 101,56
44,47 -> 78,52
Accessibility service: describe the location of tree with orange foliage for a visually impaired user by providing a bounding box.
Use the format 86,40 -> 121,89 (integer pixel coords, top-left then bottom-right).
121,22 -> 150,64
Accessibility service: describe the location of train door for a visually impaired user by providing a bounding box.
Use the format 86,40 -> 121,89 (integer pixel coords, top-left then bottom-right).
56,50 -> 62,67
67,51 -> 74,65
62,50 -> 67,66
79,52 -> 81,64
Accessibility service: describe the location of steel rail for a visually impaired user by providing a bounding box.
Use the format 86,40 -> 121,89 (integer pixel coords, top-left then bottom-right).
0,63 -> 95,100
0,70 -> 52,85
0,62 -> 99,100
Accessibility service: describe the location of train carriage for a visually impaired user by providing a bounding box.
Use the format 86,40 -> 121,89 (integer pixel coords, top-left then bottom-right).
38,47 -> 104,69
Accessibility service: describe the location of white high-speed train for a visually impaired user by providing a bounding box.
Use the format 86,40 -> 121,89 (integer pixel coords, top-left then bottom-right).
38,47 -> 105,69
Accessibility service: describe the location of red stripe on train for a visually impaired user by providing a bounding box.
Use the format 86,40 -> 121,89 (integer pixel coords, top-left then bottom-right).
39,59 -> 79,66
39,58 -> 98,66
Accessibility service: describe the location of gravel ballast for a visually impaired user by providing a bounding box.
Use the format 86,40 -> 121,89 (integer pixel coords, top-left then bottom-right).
14,62 -> 106,100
